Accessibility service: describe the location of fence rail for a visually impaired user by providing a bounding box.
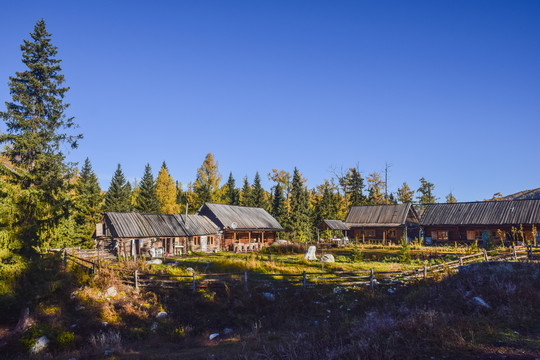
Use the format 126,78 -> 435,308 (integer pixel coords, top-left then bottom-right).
53,245 -> 539,292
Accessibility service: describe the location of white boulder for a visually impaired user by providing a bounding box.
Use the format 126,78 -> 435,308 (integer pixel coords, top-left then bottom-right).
304,246 -> 317,261
321,254 -> 335,263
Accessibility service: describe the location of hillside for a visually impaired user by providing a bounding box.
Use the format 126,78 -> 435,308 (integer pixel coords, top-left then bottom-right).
503,188 -> 540,200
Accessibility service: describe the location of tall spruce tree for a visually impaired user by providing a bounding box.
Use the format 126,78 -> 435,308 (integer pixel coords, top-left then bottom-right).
224,172 -> 240,205
156,161 -> 180,214
289,167 -> 311,242
240,176 -> 253,207
135,163 -> 159,213
314,180 -> 339,226
73,158 -> 103,243
348,168 -> 366,206
271,183 -> 287,226
104,164 -> 131,212
0,19 -> 82,252
251,171 -> 268,209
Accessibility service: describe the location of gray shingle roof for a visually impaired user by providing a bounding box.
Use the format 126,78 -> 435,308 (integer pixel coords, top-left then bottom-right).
199,203 -> 284,231
176,214 -> 220,236
318,219 -> 350,230
345,204 -> 418,227
420,199 -> 540,226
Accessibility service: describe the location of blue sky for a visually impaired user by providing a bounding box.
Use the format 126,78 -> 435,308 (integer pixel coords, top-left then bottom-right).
0,1 -> 539,201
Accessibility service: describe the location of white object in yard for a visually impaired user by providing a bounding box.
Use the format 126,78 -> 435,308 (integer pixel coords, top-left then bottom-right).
321,254 -> 335,263
186,267 -> 195,273
156,311 -> 167,319
304,246 -> 317,261
209,333 -> 219,340
472,297 -> 491,309
105,286 -> 117,298
147,259 -> 163,265
201,236 -> 207,252
31,336 -> 50,354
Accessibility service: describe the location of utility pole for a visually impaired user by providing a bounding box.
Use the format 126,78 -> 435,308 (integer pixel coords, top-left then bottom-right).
384,162 -> 392,205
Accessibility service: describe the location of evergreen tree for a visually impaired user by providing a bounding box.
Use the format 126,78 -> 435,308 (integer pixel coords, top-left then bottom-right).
194,153 -> 222,207
417,177 -> 437,207
397,182 -> 415,204
176,180 -> 187,212
104,164 -> 131,212
156,162 -> 180,214
271,183 -> 287,226
446,192 -> 457,203
314,180 -> 339,226
348,168 -> 366,206
73,158 -> 103,244
0,19 -> 82,252
267,169 -> 292,214
289,167 -> 311,242
240,176 -> 253,207
224,172 -> 240,205
135,163 -> 159,213
251,171 -> 268,209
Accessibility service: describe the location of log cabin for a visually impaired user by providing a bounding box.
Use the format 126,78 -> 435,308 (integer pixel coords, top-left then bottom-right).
197,203 -> 284,251
345,204 -> 420,243
94,212 -> 220,258
419,199 -> 540,245
316,219 -> 350,245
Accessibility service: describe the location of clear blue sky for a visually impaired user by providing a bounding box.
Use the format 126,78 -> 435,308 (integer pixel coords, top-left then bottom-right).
1,1 -> 539,201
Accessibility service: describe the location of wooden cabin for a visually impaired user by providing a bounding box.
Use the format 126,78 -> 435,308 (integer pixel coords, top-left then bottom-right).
345,204 -> 420,243
197,203 -> 284,251
317,219 -> 350,246
95,212 -> 220,258
419,199 -> 540,245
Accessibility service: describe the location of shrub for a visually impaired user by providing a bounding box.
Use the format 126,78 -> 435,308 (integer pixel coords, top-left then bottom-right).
350,247 -> 363,262
399,237 -> 411,264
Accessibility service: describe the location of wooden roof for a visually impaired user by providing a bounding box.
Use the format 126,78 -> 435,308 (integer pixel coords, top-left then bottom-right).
420,199 -> 540,226
176,214 -> 220,236
104,212 -> 189,238
318,219 -> 350,231
345,204 -> 418,227
198,203 -> 284,231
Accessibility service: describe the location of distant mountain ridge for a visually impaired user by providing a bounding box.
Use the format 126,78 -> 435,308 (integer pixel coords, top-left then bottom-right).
502,188 -> 540,200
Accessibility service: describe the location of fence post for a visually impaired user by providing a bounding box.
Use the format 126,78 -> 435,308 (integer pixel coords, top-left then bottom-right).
528,245 -> 533,261
244,271 -> 248,290
92,261 -> 96,274
512,246 -> 517,260
423,265 -> 427,278
302,271 -> 306,288
134,270 -> 139,291
192,272 -> 196,293
459,257 -> 463,266
321,261 -> 325,272
483,249 -> 489,262
370,269 -> 374,290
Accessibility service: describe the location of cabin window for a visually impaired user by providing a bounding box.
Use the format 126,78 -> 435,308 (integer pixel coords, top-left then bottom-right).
388,230 -> 396,237
432,231 -> 448,241
209,236 -> 214,245
367,230 -> 375,237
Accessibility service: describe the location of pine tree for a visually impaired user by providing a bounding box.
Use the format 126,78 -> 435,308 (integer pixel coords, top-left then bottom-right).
104,164 -> 131,212
240,176 -> 253,207
289,167 -> 311,242
314,180 -> 339,226
135,163 -> 159,213
348,168 -> 366,206
156,162 -> 180,214
417,177 -> 437,207
73,158 -> 103,244
397,182 -> 415,204
194,153 -> 222,207
271,183 -> 287,226
224,172 -> 240,205
0,19 -> 82,252
251,171 -> 268,209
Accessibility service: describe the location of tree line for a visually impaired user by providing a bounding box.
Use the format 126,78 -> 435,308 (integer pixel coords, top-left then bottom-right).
0,20 -> 455,253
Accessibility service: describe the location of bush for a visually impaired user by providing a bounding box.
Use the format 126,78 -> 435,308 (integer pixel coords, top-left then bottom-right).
350,247 -> 363,262
399,237 -> 411,264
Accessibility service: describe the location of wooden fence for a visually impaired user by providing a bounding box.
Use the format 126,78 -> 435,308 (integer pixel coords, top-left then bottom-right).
55,245 -> 539,292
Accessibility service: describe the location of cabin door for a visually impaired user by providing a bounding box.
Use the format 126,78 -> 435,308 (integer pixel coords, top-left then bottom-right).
200,236 -> 207,252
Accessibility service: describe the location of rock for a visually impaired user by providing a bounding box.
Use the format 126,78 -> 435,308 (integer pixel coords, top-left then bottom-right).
104,349 -> 112,356
209,333 -> 219,340
304,246 -> 317,261
147,259 -> 163,265
156,311 -> 167,319
471,296 -> 491,309
104,286 -> 117,298
31,336 -> 49,354
186,267 -> 195,273
223,328 -> 233,335
321,254 -> 335,263
102,322 -> 108,327
70,291 -> 78,299
262,292 -> 275,301
387,288 -> 395,294
151,322 -> 158,331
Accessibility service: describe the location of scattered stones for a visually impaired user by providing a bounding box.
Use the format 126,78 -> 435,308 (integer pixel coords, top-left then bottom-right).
147,259 -> 163,265
156,311 -> 167,319
223,328 -> 233,335
104,349 -> 112,356
102,322 -> 108,327
388,288 -> 395,294
262,292 -> 275,301
70,291 -> 78,299
30,336 -> 50,354
321,254 -> 335,263
304,246 -> 317,261
209,333 -> 219,340
151,322 -> 158,331
471,296 -> 491,309
104,286 -> 117,298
